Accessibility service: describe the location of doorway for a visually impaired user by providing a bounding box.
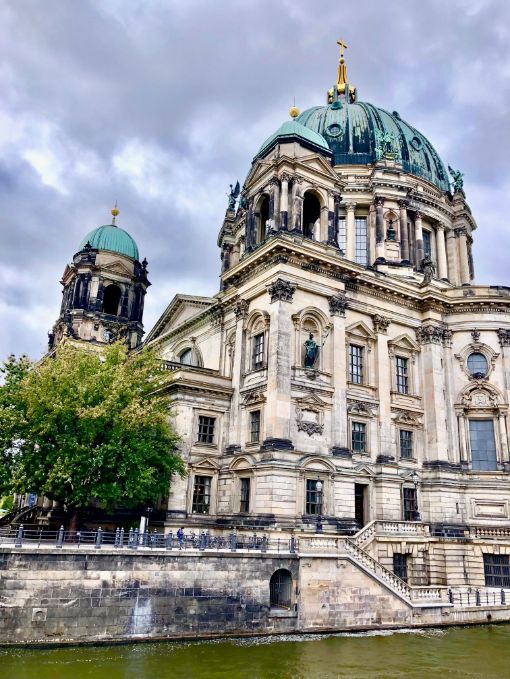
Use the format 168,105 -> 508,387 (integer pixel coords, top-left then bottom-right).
354,483 -> 367,528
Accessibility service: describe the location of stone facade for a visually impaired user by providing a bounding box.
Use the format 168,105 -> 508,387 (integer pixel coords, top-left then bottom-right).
141,56 -> 510,602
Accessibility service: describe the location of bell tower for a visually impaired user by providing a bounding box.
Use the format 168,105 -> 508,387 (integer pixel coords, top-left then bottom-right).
49,207 -> 150,351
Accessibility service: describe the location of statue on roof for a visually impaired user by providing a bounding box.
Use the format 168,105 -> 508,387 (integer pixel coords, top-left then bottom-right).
448,166 -> 464,192
227,181 -> 240,209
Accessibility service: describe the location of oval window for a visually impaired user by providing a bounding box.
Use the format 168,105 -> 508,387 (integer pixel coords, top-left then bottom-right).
467,352 -> 488,377
327,123 -> 342,137
410,136 -> 423,151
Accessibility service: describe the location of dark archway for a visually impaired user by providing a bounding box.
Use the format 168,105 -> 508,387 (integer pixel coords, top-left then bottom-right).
103,284 -> 122,315
269,569 -> 292,609
258,195 -> 270,243
302,193 -> 321,239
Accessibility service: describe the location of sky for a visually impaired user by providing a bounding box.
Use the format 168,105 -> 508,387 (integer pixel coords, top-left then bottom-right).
1,0 -> 509,359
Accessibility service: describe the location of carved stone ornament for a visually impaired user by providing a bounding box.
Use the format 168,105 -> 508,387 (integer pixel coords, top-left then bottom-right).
233,296 -> 248,320
372,314 -> 390,334
393,409 -> 422,427
267,278 -> 296,303
347,399 -> 376,418
328,294 -> 348,317
471,328 -> 481,342
497,329 -> 510,347
209,307 -> 224,327
416,324 -> 451,346
242,390 -> 266,406
296,407 -> 324,436
462,387 -> 499,409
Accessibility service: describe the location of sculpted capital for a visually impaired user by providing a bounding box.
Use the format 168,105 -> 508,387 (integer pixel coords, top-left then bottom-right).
267,278 -> 296,303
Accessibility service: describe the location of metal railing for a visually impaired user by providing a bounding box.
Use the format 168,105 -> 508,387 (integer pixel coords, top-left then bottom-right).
0,525 -> 297,554
448,587 -> 509,607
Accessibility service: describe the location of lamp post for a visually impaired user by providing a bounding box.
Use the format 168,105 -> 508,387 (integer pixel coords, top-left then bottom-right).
146,506 -> 153,533
411,472 -> 421,522
315,480 -> 323,533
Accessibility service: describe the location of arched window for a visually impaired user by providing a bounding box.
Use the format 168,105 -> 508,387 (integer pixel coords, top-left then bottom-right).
467,352 -> 488,377
269,569 -> 292,609
258,196 -> 269,243
302,193 -> 321,240
103,284 -> 122,315
179,348 -> 193,365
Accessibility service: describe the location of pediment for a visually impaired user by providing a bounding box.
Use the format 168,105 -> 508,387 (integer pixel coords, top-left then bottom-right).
295,393 -> 328,410
229,455 -> 255,471
192,457 -> 220,470
295,153 -> 341,181
99,261 -> 133,278
353,462 -> 375,477
145,294 -> 216,342
346,321 -> 376,341
388,333 -> 420,352
298,455 -> 335,472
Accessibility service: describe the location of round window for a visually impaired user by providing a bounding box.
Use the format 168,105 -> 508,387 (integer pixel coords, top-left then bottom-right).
327,123 -> 342,137
410,136 -> 423,151
467,352 -> 488,377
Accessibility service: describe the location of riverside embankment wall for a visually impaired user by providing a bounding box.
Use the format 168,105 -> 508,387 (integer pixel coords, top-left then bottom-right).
1,547 -> 509,645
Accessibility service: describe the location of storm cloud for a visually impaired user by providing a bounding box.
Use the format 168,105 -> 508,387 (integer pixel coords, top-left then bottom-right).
1,0 -> 509,359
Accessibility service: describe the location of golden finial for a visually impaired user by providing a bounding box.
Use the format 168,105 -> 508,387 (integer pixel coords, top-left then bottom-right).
289,105 -> 300,118
328,39 -> 356,104
111,201 -> 119,225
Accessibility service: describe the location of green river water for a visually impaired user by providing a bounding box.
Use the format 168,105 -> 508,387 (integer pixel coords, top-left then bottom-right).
1,625 -> 509,679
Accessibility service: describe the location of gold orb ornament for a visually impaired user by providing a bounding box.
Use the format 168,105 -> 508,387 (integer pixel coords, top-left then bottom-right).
289,105 -> 300,118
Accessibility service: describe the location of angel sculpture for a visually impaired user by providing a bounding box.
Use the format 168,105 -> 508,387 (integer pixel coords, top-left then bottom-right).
227,181 -> 240,209
448,166 -> 464,192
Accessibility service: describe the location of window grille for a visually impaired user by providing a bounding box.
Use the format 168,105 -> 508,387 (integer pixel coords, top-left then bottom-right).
192,476 -> 211,514
305,479 -> 322,515
269,569 -> 292,609
403,487 -> 417,521
349,344 -> 364,384
393,553 -> 408,582
399,430 -> 413,459
252,332 -> 265,369
351,421 -> 367,453
240,478 -> 250,513
469,420 -> 497,471
396,356 -> 409,394
250,410 -> 261,443
483,554 -> 510,587
197,415 -> 215,444
355,217 -> 368,265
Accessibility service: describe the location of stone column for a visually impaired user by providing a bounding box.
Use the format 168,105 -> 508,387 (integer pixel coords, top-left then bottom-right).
280,173 -> 290,230
436,223 -> 448,280
456,228 -> 471,285
417,324 -> 449,463
373,315 -> 392,458
398,199 -> 410,263
498,413 -> 509,465
227,297 -> 248,447
263,279 -> 296,450
327,192 -> 337,246
345,201 -> 356,261
272,179 -> 280,230
414,211 -> 424,266
329,295 -> 348,452
497,329 -> 510,467
375,197 -> 385,261
446,229 -> 459,286
291,178 -> 303,233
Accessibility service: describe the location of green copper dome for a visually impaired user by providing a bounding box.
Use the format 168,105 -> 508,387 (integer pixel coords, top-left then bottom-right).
79,224 -> 140,260
295,101 -> 449,191
257,120 -> 331,159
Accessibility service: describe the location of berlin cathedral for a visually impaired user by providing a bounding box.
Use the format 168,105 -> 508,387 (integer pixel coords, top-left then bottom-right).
49,43 -> 510,589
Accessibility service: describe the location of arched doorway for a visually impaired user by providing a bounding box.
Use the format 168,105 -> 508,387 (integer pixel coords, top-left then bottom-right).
302,193 -> 321,240
103,284 -> 122,315
258,195 -> 270,243
269,569 -> 292,609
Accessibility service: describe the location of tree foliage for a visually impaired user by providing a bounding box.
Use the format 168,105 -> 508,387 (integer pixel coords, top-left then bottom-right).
0,343 -> 184,511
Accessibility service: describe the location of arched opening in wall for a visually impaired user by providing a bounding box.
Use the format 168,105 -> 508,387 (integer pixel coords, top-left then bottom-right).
301,318 -> 321,369
179,348 -> 193,365
385,210 -> 398,242
103,284 -> 122,315
269,569 -> 292,609
302,193 -> 321,240
258,195 -> 270,243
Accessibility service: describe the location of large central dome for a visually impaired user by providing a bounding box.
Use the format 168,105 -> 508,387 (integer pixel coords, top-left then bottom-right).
295,101 -> 449,191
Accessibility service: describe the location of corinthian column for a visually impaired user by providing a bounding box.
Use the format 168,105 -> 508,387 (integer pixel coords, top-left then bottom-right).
415,211 -> 424,266
436,223 -> 448,280
375,197 -> 385,261
456,228 -> 471,285
345,201 -> 356,261
398,199 -> 410,263
280,173 -> 290,230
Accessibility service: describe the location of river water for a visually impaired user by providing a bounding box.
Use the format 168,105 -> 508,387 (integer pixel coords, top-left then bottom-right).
1,625 -> 509,679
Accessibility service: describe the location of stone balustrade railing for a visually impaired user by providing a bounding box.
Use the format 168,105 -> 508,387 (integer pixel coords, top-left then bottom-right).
472,526 -> 510,540
351,520 -> 430,549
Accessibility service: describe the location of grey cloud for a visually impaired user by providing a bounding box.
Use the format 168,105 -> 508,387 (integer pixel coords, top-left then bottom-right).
1,0 -> 509,358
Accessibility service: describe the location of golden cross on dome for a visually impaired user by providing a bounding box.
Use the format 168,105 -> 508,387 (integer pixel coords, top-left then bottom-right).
337,39 -> 347,59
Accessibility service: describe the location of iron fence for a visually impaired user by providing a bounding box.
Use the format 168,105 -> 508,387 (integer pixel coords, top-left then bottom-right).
448,587 -> 508,607
0,525 -> 297,554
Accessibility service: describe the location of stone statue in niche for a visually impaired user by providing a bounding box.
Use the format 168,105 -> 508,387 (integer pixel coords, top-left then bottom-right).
421,256 -> 436,284
304,333 -> 319,368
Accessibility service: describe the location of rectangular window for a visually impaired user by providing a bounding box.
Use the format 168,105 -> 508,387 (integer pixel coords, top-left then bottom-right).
252,332 -> 265,370
399,430 -> 414,459
351,421 -> 367,453
192,475 -> 211,514
349,344 -> 364,384
305,479 -> 323,515
338,216 -> 346,253
355,217 -> 368,265
483,554 -> 510,587
469,420 -> 497,471
393,553 -> 409,582
240,477 -> 250,513
423,230 -> 432,259
250,410 -> 261,443
403,487 -> 417,521
396,356 -> 409,394
197,415 -> 216,444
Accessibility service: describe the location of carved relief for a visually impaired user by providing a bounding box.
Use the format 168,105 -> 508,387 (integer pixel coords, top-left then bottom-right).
372,314 -> 390,334
295,394 -> 326,436
347,399 -> 377,418
233,296 -> 249,320
416,324 -> 452,346
328,294 -> 348,317
497,329 -> 510,347
267,278 -> 296,303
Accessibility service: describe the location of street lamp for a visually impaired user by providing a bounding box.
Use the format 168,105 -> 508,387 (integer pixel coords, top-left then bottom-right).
411,472 -> 421,522
315,480 -> 323,533
146,506 -> 153,533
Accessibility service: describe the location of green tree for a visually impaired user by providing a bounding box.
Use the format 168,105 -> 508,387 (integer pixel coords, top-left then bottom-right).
0,343 -> 185,525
